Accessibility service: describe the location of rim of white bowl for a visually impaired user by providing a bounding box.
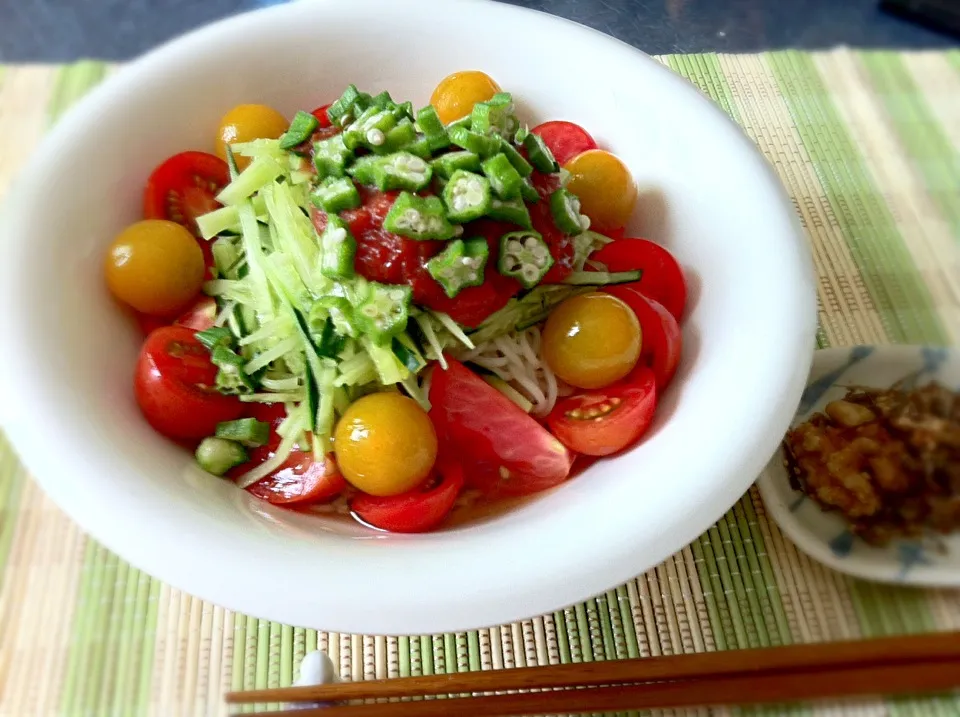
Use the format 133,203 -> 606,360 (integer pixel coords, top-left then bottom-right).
0,0 -> 817,634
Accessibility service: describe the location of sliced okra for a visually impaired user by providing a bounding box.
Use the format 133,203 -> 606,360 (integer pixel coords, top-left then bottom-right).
497,230 -> 554,288
441,170 -> 492,223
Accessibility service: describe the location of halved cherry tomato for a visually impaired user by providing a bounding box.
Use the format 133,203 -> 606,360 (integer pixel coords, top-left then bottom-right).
311,104 -> 333,128
134,326 -> 243,440
143,152 -> 230,237
531,121 -> 598,166
350,462 -> 465,533
242,450 -> 347,506
134,296 -> 217,336
135,313 -> 168,336
591,239 -> 687,320
604,286 -> 682,390
174,296 -> 217,331
547,366 -> 657,456
429,358 -> 573,496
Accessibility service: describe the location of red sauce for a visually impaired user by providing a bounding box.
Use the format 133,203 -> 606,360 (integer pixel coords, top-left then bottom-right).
309,171 -> 576,327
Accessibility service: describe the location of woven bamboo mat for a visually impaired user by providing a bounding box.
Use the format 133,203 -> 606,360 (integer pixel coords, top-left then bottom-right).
2,49 -> 960,716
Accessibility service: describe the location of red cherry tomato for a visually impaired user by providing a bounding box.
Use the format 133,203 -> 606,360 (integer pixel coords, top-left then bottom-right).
174,296 -> 217,331
143,151 -> 229,236
242,450 -> 347,506
350,462 -> 464,533
143,151 -> 229,277
531,121 -> 598,166
134,326 -> 243,440
591,239 -> 687,320
547,366 -> 657,456
135,312 -> 168,336
604,286 -> 682,390
134,296 -> 217,336
311,104 -> 333,128
429,358 -> 573,496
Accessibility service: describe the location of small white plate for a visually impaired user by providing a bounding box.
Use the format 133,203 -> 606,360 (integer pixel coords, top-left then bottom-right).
757,345 -> 960,586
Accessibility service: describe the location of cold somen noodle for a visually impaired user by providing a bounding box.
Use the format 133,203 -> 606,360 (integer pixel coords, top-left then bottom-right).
457,327 -> 564,416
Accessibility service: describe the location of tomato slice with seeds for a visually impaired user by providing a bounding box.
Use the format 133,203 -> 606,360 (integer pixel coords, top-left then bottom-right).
547,365 -> 657,456
143,151 -> 230,277
143,151 -> 230,236
350,462 -> 465,533
531,121 -> 598,166
174,296 -> 217,331
591,239 -> 687,321
604,286 -> 682,391
134,326 -> 243,440
242,450 -> 347,506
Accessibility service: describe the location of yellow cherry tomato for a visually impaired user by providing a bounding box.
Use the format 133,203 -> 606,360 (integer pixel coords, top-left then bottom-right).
542,292 -> 642,389
334,393 -> 438,497
215,103 -> 288,170
105,219 -> 205,317
563,150 -> 638,231
430,71 -> 501,125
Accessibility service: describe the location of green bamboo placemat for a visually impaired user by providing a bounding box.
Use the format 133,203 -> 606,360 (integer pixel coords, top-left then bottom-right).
2,50 -> 960,716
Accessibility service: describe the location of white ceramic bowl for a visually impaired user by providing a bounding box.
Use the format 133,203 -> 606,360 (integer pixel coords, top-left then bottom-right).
0,0 -> 816,634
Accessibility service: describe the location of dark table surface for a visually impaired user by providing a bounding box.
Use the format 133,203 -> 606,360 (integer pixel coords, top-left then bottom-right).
0,0 -> 957,63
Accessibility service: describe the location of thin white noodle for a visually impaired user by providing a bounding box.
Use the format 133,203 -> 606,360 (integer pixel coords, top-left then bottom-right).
457,325 -> 559,416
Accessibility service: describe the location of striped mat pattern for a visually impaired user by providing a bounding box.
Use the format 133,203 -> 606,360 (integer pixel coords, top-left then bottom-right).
2,50 -> 960,716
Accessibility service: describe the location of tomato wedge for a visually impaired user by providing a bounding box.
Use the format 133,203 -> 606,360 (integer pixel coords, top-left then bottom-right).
134,326 -> 243,440
547,366 -> 657,456
429,358 -> 573,496
591,239 -> 687,321
604,286 -> 682,390
350,462 -> 464,533
243,450 -> 347,506
531,121 -> 598,166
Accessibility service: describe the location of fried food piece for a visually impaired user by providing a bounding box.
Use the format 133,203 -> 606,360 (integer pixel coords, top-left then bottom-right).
784,383 -> 960,545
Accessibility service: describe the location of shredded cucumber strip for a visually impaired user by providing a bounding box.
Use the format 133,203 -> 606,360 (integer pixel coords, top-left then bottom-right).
239,392 -> 304,403
414,314 -> 448,369
243,336 -> 300,375
262,182 -> 325,296
238,316 -> 294,347
361,338 -> 406,385
217,156 -> 285,206
334,353 -> 377,387
214,300 -> 237,329
236,415 -> 303,488
401,375 -> 430,411
196,195 -> 268,240
431,311 -> 475,350
237,201 -> 275,319
261,375 -> 302,392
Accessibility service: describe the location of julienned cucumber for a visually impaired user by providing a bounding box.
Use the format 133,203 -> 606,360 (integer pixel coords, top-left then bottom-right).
561,270 -> 642,286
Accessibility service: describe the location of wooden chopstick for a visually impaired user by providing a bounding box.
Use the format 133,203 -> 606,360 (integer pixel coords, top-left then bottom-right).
227,630 -> 960,706
243,657 -> 960,716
